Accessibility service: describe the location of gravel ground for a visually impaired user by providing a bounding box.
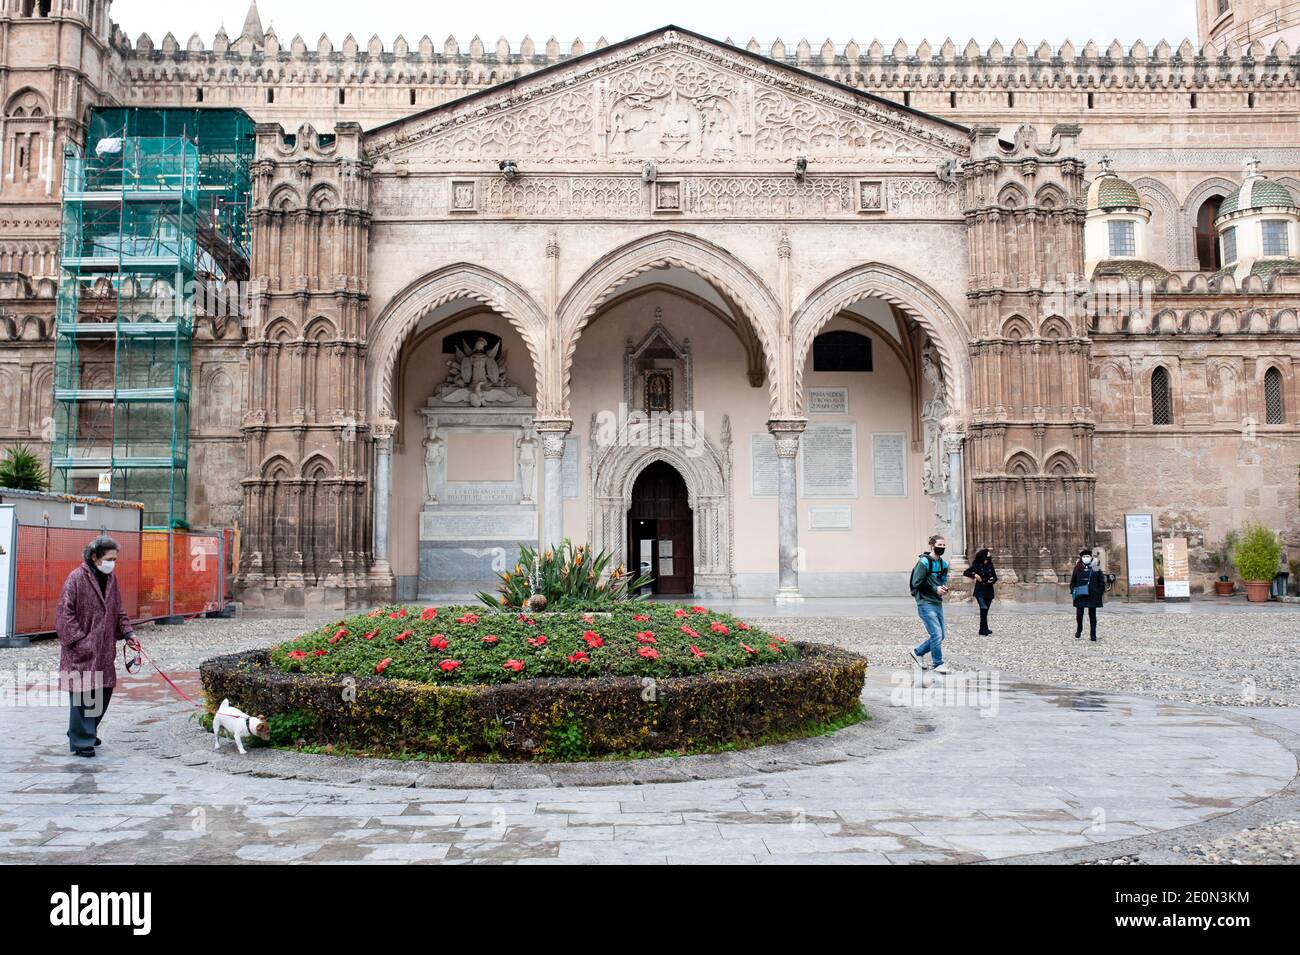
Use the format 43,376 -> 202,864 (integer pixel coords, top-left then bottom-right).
5,605 -> 1297,865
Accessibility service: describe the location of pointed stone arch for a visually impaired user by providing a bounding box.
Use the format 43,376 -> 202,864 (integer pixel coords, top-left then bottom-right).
588,431 -> 735,596
367,263 -> 547,423
557,231 -> 781,416
791,263 -> 969,416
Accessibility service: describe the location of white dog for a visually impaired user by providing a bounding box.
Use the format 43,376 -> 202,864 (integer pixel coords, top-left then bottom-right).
212,699 -> 270,754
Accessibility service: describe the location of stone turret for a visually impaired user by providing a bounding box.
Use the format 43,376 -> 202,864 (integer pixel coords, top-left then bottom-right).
1215,157 -> 1300,284
1085,157 -> 1169,281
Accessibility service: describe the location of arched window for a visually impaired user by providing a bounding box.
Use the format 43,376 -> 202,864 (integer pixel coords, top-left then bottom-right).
1264,367 -> 1285,425
1151,366 -> 1172,425
812,330 -> 873,372
1195,196 -> 1223,271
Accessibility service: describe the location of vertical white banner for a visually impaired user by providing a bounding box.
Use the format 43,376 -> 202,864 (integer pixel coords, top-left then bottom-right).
1125,513 -> 1155,588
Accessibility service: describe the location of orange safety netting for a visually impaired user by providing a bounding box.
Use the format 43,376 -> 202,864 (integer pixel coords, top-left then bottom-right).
13,526 -> 227,635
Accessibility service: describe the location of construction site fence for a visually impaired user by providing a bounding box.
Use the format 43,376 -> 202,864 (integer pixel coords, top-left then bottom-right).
13,525 -> 235,636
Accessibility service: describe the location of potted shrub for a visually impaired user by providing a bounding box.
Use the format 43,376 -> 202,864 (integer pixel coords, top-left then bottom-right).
1232,523 -> 1283,603
1212,530 -> 1239,596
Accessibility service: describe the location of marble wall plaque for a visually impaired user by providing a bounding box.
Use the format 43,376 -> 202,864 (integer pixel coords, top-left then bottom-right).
750,432 -> 778,497
441,484 -> 518,506
808,505 -> 852,530
799,423 -> 857,498
420,508 -> 538,541
872,431 -> 908,498
563,436 -> 580,500
808,387 -> 849,414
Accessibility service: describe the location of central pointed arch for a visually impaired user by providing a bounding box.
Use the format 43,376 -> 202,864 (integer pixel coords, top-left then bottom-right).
556,231 -> 782,415
367,264 -> 547,422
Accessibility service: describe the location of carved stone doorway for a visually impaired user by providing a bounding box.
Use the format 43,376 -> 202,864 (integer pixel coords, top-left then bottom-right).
627,461 -> 694,595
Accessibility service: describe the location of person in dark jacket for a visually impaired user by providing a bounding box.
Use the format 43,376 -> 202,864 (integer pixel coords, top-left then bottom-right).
1069,548 -> 1105,641
963,548 -> 997,636
56,536 -> 139,757
907,534 -> 952,674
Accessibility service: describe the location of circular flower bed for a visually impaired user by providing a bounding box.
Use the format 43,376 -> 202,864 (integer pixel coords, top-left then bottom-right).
271,603 -> 797,684
200,604 -> 867,761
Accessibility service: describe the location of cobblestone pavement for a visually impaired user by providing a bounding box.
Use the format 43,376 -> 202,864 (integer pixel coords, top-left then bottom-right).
1,606 -> 1297,864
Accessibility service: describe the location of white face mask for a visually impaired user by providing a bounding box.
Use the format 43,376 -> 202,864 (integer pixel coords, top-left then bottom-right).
1081,556 -> 1093,566
99,559 -> 116,574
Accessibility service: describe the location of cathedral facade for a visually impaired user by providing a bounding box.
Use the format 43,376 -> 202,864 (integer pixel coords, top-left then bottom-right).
1,1 -> 1297,606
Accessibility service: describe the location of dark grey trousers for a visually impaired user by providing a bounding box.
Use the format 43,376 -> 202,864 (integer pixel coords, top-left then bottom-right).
67,687 -> 113,752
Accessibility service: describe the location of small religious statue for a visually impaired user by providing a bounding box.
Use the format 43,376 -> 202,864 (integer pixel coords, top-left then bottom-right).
644,369 -> 672,413
434,336 -> 529,407
517,426 -> 538,503
423,427 -> 445,504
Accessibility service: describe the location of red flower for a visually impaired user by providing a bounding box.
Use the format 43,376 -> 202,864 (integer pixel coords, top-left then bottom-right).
314,649 -> 328,657
502,659 -> 525,673
527,635 -> 547,648
367,610 -> 382,618
438,659 -> 461,673
421,606 -> 438,621
428,634 -> 449,651
673,608 -> 688,618
388,608 -> 406,619
637,646 -> 660,660
636,631 -> 657,644
517,614 -> 536,626
773,634 -> 787,644
455,612 -> 479,625
334,627 -> 349,640
680,625 -> 700,638
481,634 -> 499,645
691,605 -> 709,614
362,629 -> 378,641
567,650 -> 590,664
328,633 -> 344,645
768,643 -> 781,652
690,645 -> 706,659
287,649 -> 308,660
632,613 -> 650,622
710,622 -> 729,634
582,630 -> 603,648
394,630 -> 412,643
375,657 -> 392,674
741,643 -> 757,655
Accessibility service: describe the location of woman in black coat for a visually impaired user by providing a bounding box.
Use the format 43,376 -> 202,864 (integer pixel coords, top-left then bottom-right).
963,548 -> 997,635
1070,548 -> 1105,641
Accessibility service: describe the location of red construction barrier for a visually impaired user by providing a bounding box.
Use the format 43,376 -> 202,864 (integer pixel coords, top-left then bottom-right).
13,526 -> 228,636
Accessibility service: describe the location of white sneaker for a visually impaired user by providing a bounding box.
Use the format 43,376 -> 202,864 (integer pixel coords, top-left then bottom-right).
908,650 -> 926,671
933,663 -> 953,675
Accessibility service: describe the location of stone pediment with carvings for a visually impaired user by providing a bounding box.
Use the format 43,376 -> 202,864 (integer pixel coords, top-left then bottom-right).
364,28 -> 970,166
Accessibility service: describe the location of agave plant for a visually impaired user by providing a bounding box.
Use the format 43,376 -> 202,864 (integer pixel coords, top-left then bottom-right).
478,538 -> 654,610
0,444 -> 48,491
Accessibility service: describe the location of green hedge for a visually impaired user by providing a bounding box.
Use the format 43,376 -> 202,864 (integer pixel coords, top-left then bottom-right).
270,604 -> 799,686
199,642 -> 867,761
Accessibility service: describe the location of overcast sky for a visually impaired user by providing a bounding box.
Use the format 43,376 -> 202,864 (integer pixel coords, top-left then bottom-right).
110,0 -> 1201,48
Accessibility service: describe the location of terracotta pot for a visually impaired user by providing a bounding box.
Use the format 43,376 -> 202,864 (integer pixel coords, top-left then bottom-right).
1245,580 -> 1271,603
1214,580 -> 1234,596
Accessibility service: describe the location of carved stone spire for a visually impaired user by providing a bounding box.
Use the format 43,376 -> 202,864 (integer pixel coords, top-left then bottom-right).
241,1 -> 265,44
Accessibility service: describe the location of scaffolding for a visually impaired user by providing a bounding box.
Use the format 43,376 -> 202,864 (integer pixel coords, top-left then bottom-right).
51,108 -> 253,528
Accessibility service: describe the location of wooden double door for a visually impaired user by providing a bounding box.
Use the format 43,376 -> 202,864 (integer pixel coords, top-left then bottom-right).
627,461 -> 694,595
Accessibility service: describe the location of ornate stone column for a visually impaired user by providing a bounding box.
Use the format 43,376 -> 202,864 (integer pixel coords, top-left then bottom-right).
370,419 -> 396,582
944,430 -> 966,557
768,418 -> 806,602
535,419 -> 572,548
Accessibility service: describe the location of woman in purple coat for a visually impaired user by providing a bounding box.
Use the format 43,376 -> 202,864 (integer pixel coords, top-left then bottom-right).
57,536 -> 139,757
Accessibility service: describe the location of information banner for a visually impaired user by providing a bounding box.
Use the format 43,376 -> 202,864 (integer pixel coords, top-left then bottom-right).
1125,513 -> 1155,588
1162,536 -> 1191,601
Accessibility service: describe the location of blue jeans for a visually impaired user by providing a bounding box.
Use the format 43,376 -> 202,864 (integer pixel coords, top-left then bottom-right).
915,601 -> 946,666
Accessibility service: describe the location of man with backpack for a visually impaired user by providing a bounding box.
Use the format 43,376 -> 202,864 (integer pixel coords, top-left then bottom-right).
908,534 -> 952,675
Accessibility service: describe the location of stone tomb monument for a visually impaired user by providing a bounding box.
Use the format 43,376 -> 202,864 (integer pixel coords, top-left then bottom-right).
417,337 -> 538,597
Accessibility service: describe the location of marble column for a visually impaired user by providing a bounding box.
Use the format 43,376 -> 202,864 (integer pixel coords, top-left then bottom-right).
945,434 -> 966,557
537,422 -> 571,548
370,420 -> 396,581
768,419 -> 806,603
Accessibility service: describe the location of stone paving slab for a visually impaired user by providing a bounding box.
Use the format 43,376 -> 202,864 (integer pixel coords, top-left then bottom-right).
0,659 -> 1295,864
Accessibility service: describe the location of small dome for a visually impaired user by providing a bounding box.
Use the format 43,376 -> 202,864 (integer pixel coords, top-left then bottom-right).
1086,158 -> 1142,212
1094,259 -> 1171,282
1219,176 -> 1298,217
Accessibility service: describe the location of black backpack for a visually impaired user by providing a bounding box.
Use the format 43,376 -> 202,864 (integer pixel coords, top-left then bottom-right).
909,555 -> 937,597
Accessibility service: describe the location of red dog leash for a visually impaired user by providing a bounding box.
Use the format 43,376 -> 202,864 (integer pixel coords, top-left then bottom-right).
124,640 -> 244,719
